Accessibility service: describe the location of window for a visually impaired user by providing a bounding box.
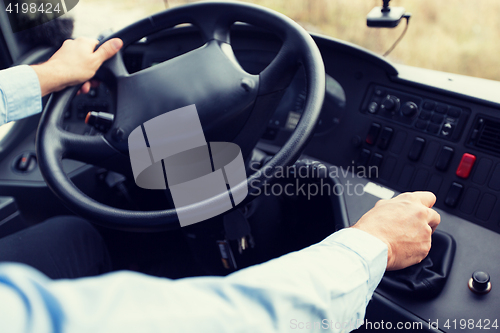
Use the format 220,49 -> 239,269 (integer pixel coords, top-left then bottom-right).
69,0 -> 500,82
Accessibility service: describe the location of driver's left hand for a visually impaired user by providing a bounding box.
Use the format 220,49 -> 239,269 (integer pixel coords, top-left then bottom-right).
31,37 -> 123,97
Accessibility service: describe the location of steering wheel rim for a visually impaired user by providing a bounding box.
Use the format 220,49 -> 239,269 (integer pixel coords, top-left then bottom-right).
36,1 -> 325,231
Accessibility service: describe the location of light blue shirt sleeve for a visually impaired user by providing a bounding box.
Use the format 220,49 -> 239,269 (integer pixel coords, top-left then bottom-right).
0,65 -> 42,125
0,228 -> 387,333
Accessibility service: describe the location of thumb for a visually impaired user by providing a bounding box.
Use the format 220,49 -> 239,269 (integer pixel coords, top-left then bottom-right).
95,38 -> 123,63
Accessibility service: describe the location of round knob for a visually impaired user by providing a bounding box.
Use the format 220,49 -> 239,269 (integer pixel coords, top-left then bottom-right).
381,95 -> 400,112
368,101 -> 378,114
401,101 -> 418,117
468,271 -> 492,294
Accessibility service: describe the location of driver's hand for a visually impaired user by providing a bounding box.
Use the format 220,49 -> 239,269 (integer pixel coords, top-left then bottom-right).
31,37 -> 123,97
77,79 -> 100,96
351,191 -> 440,271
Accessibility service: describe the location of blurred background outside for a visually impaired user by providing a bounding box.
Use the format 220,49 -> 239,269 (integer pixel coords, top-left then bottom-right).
62,0 -> 500,82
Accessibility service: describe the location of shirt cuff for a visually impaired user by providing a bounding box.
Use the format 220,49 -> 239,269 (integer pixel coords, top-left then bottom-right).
0,65 -> 42,123
321,228 -> 388,295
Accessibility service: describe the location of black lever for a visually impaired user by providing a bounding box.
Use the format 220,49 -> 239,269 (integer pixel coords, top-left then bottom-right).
85,111 -> 114,132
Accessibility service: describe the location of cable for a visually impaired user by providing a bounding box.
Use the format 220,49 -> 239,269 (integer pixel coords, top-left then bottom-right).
383,13 -> 411,57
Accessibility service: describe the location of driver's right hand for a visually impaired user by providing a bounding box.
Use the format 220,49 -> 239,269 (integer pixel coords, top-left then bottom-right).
351,191 -> 441,271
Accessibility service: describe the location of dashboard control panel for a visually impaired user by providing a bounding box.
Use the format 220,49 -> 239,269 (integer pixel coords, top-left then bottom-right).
362,85 -> 470,142
353,114 -> 500,234
346,82 -> 500,235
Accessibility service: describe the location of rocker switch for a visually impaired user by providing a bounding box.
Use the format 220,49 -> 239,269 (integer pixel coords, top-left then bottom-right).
408,137 -> 425,161
456,153 -> 476,179
445,182 -> 463,207
378,127 -> 393,150
366,123 -> 381,145
436,146 -> 454,171
16,153 -> 35,172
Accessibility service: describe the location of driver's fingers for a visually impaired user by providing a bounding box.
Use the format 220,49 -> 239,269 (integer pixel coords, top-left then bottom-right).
77,81 -> 91,95
412,191 -> 437,208
427,208 -> 441,233
90,80 -> 100,88
95,38 -> 123,64
73,37 -> 99,50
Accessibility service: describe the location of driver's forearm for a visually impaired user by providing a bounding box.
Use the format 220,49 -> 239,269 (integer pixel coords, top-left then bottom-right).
0,228 -> 387,332
0,65 -> 42,125
30,61 -> 67,97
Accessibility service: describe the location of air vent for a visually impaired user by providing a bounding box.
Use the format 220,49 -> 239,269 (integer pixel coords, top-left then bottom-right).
470,116 -> 500,155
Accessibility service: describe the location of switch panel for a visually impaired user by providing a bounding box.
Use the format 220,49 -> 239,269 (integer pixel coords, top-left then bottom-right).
362,85 -> 470,142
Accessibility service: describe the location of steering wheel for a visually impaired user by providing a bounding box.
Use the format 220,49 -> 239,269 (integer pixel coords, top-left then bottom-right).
36,1 -> 325,231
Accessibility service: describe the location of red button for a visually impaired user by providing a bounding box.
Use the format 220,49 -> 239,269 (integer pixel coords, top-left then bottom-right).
456,153 -> 476,178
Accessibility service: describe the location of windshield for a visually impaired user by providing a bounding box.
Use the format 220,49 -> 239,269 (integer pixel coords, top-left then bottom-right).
65,0 -> 500,82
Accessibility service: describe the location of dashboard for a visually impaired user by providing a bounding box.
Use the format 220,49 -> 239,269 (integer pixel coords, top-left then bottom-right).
234,28 -> 500,236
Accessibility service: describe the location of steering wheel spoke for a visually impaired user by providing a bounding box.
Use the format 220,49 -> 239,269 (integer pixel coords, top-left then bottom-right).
259,43 -> 302,95
98,50 -> 129,79
58,130 -> 119,165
